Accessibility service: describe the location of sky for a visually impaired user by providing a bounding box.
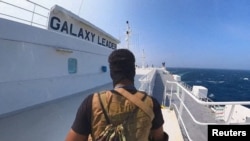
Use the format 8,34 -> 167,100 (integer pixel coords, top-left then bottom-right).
1,0 -> 250,70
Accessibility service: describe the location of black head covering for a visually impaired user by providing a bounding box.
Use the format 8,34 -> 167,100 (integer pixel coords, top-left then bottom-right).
108,49 -> 135,86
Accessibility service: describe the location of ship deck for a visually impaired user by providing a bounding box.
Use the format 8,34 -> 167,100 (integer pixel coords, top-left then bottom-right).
0,83 -> 113,141
0,69 -> 215,141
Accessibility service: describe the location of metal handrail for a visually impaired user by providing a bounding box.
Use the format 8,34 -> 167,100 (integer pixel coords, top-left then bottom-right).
167,80 -> 250,106
164,80 -> 250,141
0,0 -> 49,28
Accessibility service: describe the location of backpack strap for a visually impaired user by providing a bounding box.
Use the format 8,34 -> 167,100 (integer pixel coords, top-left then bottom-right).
114,88 -> 154,121
97,91 -> 141,125
97,93 -> 111,124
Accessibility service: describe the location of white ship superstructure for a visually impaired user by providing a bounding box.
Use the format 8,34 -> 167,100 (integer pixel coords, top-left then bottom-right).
0,1 -> 250,141
0,2 -> 119,116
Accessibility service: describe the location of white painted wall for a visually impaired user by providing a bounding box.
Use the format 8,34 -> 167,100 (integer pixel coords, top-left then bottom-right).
0,18 -> 115,116
136,67 -> 153,75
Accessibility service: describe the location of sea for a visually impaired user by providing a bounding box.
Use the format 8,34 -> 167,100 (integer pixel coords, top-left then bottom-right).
167,68 -> 250,104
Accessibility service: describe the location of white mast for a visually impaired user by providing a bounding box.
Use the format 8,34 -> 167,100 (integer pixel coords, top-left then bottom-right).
125,21 -> 145,68
126,21 -> 131,49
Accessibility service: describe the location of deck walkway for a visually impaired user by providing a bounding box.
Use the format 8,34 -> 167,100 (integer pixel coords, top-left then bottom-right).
0,69 -> 186,141
0,70 -> 173,141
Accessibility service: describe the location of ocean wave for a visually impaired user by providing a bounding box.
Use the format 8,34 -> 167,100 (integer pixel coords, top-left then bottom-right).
207,81 -> 225,84
243,77 -> 249,81
179,71 -> 191,77
167,67 -> 250,101
196,80 -> 202,83
208,93 -> 214,98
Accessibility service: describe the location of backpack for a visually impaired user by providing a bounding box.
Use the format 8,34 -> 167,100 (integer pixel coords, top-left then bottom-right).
95,120 -> 126,141
95,88 -> 154,141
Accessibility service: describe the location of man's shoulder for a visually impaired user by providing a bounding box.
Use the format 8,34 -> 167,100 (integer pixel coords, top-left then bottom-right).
137,92 -> 160,106
91,90 -> 111,103
136,91 -> 154,100
94,90 -> 111,95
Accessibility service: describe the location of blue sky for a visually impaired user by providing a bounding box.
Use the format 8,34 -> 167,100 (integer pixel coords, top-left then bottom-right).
3,0 -> 250,70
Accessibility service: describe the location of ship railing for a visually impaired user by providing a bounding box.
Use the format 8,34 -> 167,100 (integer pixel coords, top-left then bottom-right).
0,0 -> 49,28
179,80 -> 226,116
173,78 -> 227,119
164,80 -> 250,141
179,81 -> 193,92
165,71 -> 193,92
138,68 -> 157,96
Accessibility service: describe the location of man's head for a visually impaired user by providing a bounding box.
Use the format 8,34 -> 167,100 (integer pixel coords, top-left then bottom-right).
108,49 -> 135,86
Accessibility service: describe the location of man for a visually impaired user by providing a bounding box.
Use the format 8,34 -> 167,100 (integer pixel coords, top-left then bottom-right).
65,48 -> 168,141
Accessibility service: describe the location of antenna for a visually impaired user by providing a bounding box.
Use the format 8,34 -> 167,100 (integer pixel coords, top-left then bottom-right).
142,49 -> 145,68
78,0 -> 84,15
126,21 -> 131,49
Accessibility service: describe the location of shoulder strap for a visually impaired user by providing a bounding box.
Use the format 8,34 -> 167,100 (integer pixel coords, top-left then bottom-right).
114,88 -> 154,121
97,92 -> 111,124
